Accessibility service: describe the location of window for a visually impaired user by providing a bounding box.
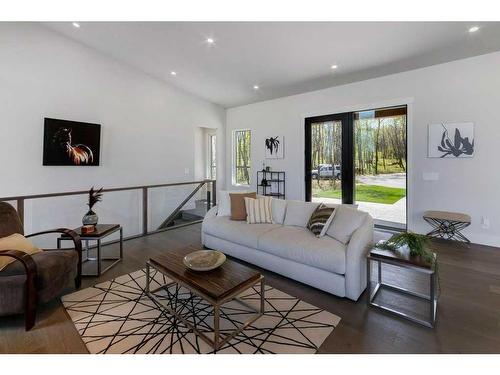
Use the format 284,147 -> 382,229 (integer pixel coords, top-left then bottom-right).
208,134 -> 216,180
233,130 -> 251,185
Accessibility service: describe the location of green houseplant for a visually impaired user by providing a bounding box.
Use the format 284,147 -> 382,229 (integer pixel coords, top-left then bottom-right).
375,232 -> 436,266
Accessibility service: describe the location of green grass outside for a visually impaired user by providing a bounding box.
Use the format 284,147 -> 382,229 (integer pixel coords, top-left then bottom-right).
314,184 -> 406,204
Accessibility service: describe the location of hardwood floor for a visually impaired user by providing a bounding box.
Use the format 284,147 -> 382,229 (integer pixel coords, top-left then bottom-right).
1,224 -> 499,354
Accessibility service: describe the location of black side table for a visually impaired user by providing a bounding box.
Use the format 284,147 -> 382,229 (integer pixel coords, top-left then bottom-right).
367,248 -> 437,328
58,224 -> 123,277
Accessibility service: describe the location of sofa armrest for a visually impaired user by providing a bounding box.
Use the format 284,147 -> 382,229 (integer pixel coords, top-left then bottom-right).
0,250 -> 38,330
26,228 -> 82,288
201,206 -> 218,246
345,214 -> 374,301
205,205 -> 218,219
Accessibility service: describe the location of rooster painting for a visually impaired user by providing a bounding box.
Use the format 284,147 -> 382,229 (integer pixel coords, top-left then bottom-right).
43,118 -> 101,166
53,127 -> 94,165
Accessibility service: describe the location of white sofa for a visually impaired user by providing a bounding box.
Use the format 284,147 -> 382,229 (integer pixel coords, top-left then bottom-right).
202,199 -> 374,301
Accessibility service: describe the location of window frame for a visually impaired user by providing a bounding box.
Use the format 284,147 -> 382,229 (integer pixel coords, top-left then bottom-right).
304,104 -> 408,230
207,133 -> 217,180
232,129 -> 252,187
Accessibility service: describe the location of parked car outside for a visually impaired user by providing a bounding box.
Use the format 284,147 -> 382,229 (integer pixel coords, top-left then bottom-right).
311,164 -> 341,180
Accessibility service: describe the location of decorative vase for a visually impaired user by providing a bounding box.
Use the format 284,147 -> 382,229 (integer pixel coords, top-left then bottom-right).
82,210 -> 98,227
395,244 -> 410,257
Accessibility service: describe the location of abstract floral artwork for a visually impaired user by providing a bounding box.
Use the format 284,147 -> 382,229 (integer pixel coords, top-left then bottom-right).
428,122 -> 474,158
265,136 -> 284,159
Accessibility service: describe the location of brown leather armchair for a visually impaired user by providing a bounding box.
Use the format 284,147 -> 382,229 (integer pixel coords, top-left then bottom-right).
0,202 -> 82,330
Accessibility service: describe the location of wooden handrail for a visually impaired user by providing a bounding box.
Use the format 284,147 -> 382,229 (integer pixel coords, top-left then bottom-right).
0,179 -> 217,237
0,179 -> 216,202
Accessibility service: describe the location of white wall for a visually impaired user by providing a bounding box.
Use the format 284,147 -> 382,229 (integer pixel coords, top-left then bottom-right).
226,51 -> 500,246
0,23 -> 225,244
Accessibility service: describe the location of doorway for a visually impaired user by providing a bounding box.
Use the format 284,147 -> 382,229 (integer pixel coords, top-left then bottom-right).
305,105 -> 407,229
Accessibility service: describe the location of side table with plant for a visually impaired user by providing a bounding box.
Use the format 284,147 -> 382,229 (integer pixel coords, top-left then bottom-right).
375,231 -> 439,290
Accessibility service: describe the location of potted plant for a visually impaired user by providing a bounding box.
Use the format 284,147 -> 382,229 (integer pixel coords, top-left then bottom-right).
82,186 -> 103,227
375,232 -> 436,267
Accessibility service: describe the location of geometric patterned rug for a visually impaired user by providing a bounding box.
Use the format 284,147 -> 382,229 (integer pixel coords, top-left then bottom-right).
61,269 -> 340,354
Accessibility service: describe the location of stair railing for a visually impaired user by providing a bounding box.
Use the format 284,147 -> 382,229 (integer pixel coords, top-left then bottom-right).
0,179 -> 217,241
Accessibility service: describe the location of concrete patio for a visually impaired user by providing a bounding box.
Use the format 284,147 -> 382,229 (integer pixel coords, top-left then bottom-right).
312,172 -> 406,228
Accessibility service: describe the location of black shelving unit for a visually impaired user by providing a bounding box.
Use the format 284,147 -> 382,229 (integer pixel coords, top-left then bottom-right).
257,170 -> 285,199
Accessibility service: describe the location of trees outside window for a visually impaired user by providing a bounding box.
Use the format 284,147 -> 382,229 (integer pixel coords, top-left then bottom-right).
208,134 -> 216,180
234,130 -> 251,185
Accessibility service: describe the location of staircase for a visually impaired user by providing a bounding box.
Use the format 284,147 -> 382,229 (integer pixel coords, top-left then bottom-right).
159,199 -> 207,229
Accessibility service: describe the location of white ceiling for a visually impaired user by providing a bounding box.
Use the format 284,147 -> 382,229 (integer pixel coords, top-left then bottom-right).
43,22 -> 500,108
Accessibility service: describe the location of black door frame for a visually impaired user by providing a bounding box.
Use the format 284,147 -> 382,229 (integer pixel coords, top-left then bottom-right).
305,105 -> 408,230
304,112 -> 354,204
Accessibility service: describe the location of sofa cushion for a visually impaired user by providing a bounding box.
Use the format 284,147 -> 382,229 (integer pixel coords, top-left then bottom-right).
271,198 -> 287,224
327,205 -> 368,244
258,226 -> 346,274
202,215 -> 280,249
283,200 -> 320,228
1,250 -> 78,300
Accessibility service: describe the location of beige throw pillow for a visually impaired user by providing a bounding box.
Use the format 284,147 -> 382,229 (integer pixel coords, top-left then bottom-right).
244,196 -> 273,224
283,200 -> 320,228
0,233 -> 42,271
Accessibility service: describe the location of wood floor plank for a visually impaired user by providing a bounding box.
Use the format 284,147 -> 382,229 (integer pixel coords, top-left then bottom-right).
1,224 -> 499,353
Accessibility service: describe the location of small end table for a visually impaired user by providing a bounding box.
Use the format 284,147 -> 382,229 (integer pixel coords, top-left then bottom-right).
367,247 -> 437,328
58,224 -> 123,277
423,210 -> 471,243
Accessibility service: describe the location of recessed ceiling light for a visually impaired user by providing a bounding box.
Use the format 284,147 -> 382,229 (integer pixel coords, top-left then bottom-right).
72,22 -> 80,28
468,26 -> 480,33
331,64 -> 338,70
170,71 -> 177,76
253,85 -> 259,90
206,37 -> 215,45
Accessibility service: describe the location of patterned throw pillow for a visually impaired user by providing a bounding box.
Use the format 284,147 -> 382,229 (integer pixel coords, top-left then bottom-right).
307,204 -> 336,237
244,196 -> 273,224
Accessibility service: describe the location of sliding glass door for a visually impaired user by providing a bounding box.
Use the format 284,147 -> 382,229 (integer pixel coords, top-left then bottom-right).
305,112 -> 354,204
353,107 -> 407,228
307,117 -> 344,204
305,105 -> 407,229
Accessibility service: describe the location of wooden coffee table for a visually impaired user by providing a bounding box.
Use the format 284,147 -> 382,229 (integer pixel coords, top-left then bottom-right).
146,246 -> 265,351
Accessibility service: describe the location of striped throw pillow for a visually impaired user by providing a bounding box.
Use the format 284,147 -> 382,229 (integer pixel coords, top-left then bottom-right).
307,204 -> 336,237
244,196 -> 273,224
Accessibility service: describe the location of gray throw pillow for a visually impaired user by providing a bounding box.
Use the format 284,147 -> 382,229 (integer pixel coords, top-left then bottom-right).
271,198 -> 287,224
327,205 -> 368,244
283,200 -> 320,228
